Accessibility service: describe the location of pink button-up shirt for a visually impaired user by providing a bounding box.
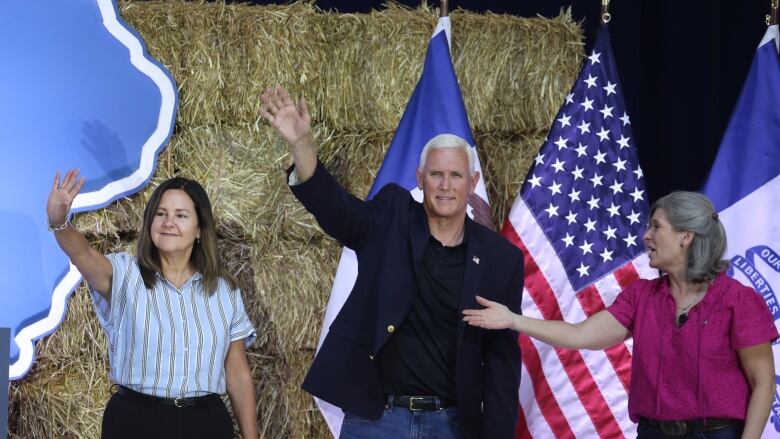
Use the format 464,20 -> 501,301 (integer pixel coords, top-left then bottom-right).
607,272 -> 778,421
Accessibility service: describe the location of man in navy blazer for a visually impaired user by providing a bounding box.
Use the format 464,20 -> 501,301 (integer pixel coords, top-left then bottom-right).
261,86 -> 523,438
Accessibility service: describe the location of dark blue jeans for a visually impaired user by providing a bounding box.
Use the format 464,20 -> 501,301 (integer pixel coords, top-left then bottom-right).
339,406 -> 464,439
636,420 -> 744,439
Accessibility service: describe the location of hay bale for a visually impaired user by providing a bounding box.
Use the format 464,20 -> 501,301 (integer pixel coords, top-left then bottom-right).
475,130 -> 550,229
119,2 -> 581,133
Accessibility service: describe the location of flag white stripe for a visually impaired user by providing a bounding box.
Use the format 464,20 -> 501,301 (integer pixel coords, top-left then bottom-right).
518,365 -> 557,438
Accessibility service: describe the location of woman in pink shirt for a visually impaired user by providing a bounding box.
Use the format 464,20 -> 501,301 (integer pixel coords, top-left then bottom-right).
464,191 -> 777,439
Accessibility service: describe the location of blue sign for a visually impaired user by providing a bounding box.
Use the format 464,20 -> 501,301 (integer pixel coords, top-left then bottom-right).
0,0 -> 177,379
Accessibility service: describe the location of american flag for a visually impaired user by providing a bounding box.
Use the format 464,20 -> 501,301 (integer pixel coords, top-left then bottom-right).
502,27 -> 657,438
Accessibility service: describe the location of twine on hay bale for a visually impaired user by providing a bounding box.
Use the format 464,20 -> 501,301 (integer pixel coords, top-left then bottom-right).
9,1 -> 583,437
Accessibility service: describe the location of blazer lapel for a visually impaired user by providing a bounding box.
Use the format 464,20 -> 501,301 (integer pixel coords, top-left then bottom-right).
457,217 -> 484,346
408,200 -> 430,270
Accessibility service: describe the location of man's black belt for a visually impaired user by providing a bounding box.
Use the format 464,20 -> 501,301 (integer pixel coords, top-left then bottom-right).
113,384 -> 222,408
386,394 -> 454,411
639,417 -> 742,437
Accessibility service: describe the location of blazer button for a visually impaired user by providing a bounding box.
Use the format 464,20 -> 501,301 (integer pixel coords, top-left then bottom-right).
387,325 -> 395,333
369,355 -> 374,360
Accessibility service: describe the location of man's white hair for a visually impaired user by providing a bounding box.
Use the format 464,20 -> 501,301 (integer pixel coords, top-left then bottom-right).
418,133 -> 476,175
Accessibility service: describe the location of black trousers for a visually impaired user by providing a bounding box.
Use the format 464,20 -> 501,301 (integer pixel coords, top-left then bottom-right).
101,392 -> 234,439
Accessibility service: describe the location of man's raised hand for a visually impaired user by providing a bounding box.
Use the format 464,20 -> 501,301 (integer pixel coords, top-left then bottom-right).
260,85 -> 312,149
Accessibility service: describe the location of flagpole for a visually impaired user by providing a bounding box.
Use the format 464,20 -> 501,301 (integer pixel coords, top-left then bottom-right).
440,0 -> 449,17
601,0 -> 612,24
768,0 -> 778,25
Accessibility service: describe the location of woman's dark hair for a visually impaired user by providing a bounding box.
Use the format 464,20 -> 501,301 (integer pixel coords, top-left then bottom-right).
136,178 -> 236,293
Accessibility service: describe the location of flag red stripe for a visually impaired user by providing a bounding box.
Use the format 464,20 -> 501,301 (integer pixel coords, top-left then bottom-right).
518,334 -> 575,439
613,263 -> 640,289
576,284 -> 607,316
576,284 -> 634,393
502,220 -> 624,438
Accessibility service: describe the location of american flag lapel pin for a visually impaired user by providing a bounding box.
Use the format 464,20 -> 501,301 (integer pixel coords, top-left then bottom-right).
472,255 -> 480,264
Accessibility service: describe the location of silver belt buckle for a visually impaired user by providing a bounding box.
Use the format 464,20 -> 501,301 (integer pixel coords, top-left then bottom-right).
174,397 -> 185,408
408,396 -> 424,411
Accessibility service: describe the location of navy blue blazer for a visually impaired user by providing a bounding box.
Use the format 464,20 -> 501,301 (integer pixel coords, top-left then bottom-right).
290,162 -> 524,439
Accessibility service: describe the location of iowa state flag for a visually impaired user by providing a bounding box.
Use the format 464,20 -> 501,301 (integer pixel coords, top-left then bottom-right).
701,24 -> 780,438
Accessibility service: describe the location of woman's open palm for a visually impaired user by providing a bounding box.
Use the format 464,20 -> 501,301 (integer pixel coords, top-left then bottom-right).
47,169 -> 85,225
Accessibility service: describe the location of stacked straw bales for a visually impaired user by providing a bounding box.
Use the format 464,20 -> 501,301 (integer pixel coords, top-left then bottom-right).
8,1 -> 583,437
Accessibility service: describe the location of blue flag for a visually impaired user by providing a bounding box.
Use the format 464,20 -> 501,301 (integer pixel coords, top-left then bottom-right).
369,23 -> 479,197
701,25 -> 780,436
0,0 -> 177,379
312,18 -> 491,436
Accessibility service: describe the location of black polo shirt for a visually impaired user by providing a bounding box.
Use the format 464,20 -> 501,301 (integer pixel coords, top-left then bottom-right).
377,234 -> 466,405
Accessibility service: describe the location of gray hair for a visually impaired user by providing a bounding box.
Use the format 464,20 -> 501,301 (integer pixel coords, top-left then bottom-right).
418,134 -> 476,175
651,191 -> 728,282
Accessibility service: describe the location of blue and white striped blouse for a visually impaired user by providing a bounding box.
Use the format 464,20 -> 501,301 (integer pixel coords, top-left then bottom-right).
90,252 -> 256,398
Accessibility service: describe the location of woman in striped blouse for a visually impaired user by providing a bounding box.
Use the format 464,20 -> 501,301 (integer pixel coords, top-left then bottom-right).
46,169 -> 258,439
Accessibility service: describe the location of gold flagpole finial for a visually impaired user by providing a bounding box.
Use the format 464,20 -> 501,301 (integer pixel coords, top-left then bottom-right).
601,0 -> 612,24
440,0 -> 449,18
